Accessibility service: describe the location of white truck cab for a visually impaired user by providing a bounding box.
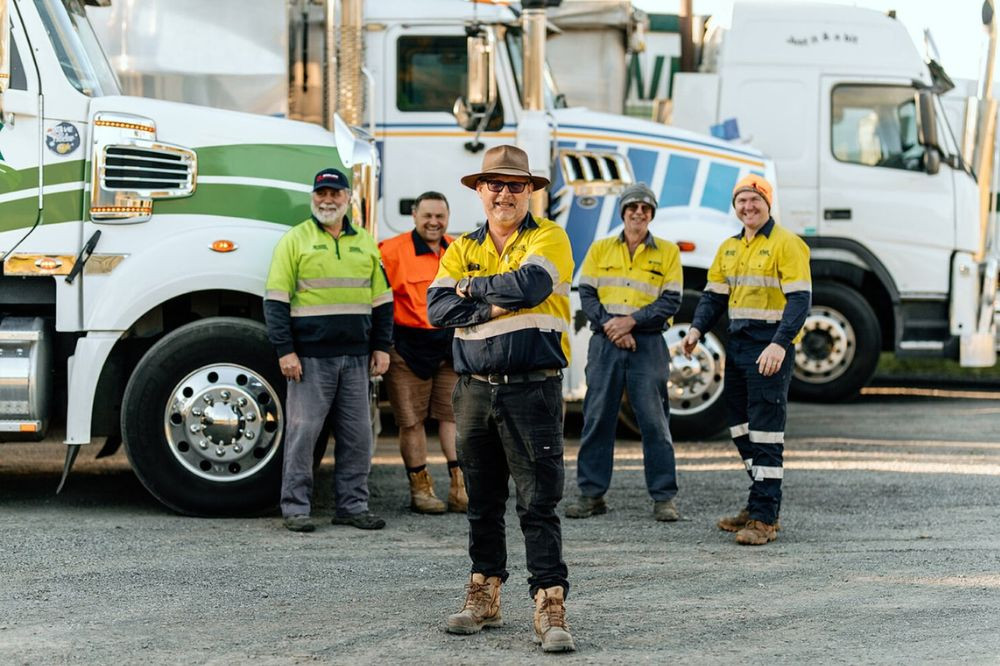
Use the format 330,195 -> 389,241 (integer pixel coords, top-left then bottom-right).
0,0 -> 377,514
672,1 -> 998,401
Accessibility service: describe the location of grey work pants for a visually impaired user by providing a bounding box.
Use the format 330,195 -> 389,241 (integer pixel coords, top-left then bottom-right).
280,355 -> 373,518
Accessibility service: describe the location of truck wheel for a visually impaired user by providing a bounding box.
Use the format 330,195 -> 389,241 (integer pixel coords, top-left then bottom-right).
791,282 -> 880,402
121,317 -> 285,516
619,294 -> 728,440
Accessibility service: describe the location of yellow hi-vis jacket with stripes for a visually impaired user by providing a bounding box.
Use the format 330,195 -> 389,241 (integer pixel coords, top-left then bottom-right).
264,216 -> 393,358
427,214 -> 573,375
578,232 -> 683,333
692,218 -> 811,346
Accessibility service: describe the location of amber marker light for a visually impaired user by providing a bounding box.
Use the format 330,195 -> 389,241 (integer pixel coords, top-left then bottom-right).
677,241 -> 696,252
35,257 -> 63,271
210,240 -> 237,253
20,423 -> 38,433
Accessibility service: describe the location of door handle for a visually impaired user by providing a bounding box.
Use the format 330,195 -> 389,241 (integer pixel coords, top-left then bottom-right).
823,209 -> 851,220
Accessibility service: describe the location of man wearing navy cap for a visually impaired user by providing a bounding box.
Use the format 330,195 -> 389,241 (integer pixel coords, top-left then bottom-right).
264,167 -> 394,532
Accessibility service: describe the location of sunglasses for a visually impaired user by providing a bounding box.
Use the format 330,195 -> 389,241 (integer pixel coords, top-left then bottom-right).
481,179 -> 529,194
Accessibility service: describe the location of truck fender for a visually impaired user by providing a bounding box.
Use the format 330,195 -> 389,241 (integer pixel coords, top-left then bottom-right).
84,220 -> 284,331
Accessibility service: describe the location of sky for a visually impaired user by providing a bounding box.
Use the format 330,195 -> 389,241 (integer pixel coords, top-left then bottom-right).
631,0 -> 993,84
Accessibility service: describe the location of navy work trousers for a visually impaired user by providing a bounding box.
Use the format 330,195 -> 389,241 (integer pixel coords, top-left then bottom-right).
452,374 -> 569,598
577,332 -> 678,501
723,334 -> 794,525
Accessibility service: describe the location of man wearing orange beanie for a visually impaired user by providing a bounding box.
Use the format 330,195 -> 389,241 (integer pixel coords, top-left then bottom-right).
681,174 -> 811,545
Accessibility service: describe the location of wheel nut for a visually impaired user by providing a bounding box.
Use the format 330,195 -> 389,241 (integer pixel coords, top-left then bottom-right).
245,413 -> 256,422
233,444 -> 243,453
189,424 -> 201,433
220,390 -> 231,400
245,431 -> 255,440
198,440 -> 208,449
215,447 -> 225,457
192,408 -> 203,417
203,395 -> 213,404
237,398 -> 248,407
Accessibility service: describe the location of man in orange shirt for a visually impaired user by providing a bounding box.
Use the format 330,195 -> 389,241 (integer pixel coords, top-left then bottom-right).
380,191 -> 468,514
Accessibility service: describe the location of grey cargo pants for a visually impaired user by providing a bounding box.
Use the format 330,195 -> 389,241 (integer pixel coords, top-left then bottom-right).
280,355 -> 373,518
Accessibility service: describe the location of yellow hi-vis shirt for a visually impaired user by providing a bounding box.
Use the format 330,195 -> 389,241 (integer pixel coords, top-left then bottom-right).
578,232 -> 683,330
703,218 -> 811,344
427,214 -> 573,375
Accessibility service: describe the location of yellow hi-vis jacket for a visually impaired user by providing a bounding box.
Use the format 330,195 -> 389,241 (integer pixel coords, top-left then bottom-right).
692,218 -> 811,346
578,231 -> 683,333
427,214 -> 573,375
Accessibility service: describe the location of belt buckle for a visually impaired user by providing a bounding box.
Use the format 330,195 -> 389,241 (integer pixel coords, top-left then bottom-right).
487,373 -> 507,385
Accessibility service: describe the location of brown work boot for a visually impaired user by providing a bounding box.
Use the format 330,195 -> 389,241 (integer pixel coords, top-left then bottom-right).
718,507 -> 781,532
735,519 -> 778,545
408,468 -> 447,514
533,586 -> 575,653
717,507 -> 750,532
445,573 -> 503,634
448,466 -> 468,513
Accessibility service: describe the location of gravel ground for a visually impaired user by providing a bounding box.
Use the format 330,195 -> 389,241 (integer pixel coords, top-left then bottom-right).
2,388 -> 999,664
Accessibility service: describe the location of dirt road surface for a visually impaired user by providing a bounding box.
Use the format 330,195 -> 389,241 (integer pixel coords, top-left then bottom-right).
2,388 -> 999,664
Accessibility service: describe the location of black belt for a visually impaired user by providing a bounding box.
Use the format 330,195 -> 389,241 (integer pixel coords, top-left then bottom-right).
469,369 -> 562,385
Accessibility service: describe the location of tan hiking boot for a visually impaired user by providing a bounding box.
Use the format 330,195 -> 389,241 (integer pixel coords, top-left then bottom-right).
408,468 -> 447,514
735,519 -> 778,545
533,586 -> 575,653
653,499 -> 679,522
718,507 -> 781,532
448,466 -> 468,513
445,573 -> 503,634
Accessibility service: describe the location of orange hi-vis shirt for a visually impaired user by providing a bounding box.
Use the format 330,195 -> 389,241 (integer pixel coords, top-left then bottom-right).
379,229 -> 454,329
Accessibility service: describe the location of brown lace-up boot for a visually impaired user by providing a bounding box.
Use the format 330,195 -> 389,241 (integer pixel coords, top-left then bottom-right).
447,466 -> 468,513
718,507 -> 781,532
735,519 -> 778,545
408,468 -> 446,514
532,586 -> 576,653
445,573 -> 503,634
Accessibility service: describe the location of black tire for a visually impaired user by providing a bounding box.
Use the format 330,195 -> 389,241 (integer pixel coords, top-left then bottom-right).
790,281 -> 880,402
121,317 -> 285,516
618,292 -> 728,441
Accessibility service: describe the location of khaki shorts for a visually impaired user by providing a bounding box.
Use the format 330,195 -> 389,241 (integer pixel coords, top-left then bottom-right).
384,347 -> 458,428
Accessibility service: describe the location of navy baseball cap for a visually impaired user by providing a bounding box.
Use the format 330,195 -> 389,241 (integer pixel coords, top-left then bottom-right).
312,168 -> 350,192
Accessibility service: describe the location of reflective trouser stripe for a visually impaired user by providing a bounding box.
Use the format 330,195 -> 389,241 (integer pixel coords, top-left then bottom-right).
730,422 -> 749,438
752,465 -> 784,480
749,430 -> 784,444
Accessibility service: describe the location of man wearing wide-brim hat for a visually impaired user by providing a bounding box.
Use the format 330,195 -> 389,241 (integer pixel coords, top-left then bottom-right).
428,144 -> 576,653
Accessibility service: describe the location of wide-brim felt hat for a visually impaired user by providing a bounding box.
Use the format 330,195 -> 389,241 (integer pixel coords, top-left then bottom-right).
460,144 -> 550,190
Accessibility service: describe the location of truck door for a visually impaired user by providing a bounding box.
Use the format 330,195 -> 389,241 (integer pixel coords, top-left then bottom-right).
380,25 -> 514,237
0,9 -> 42,247
819,80 -> 955,295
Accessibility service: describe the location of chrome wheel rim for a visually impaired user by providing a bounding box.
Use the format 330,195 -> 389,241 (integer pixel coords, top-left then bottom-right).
794,305 -> 856,384
665,324 -> 726,416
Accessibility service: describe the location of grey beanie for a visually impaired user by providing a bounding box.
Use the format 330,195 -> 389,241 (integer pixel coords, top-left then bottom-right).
619,182 -> 657,220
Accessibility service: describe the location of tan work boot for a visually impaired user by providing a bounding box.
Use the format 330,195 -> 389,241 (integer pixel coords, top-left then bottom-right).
653,499 -> 679,522
445,573 -> 503,634
408,468 -> 447,514
533,586 -> 576,653
448,466 -> 468,513
718,507 -> 781,532
735,519 -> 778,545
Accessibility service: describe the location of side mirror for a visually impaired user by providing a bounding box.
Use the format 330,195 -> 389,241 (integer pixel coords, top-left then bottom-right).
452,96 -> 476,132
923,147 -> 941,175
465,31 -> 495,108
0,0 -> 10,113
915,90 -> 940,150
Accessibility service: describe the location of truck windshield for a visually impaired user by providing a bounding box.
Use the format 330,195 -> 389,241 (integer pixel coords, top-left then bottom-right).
504,29 -> 565,109
34,0 -> 120,96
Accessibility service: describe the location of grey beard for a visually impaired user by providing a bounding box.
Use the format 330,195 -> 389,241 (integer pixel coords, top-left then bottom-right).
311,201 -> 348,226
